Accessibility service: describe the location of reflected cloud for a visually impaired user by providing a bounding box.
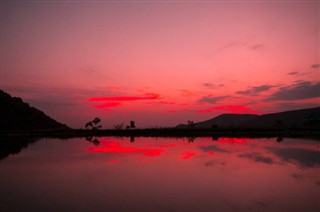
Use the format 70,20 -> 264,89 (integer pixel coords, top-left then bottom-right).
217,137 -> 251,144
238,152 -> 273,164
292,173 -> 304,180
88,142 -> 164,157
199,145 -> 229,153
205,159 -> 226,167
224,199 -> 268,211
267,147 -> 320,168
181,151 -> 196,160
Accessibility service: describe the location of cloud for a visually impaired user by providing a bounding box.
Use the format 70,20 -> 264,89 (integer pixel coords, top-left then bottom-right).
180,90 -> 197,97
268,81 -> 320,100
248,44 -> 264,50
287,71 -> 299,75
203,83 -> 214,87
203,83 -> 224,88
199,145 -> 229,153
158,101 -> 176,105
267,147 -> 320,168
238,152 -> 273,164
236,85 -> 274,96
198,95 -> 229,104
215,41 -> 240,53
93,102 -> 121,109
88,93 -> 160,102
197,105 -> 254,113
311,64 -> 320,69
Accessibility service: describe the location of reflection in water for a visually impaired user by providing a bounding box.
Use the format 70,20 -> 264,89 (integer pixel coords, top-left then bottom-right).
0,137 -> 39,161
85,136 -> 100,146
277,136 -> 284,142
267,147 -> 320,168
181,151 -> 196,160
238,152 -> 274,164
187,136 -> 196,142
88,141 -> 165,157
0,137 -> 319,211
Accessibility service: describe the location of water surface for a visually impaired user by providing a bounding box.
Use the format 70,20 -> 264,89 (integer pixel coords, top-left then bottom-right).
1,137 -> 319,211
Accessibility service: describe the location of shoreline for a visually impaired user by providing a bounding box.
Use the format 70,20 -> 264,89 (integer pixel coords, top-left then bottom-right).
1,128 -> 320,139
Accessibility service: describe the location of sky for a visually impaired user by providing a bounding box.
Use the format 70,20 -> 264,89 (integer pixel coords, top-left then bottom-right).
1,0 -> 319,128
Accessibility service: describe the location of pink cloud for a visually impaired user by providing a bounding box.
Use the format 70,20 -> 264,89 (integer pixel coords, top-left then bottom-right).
93,102 -> 121,109
180,90 -> 197,97
181,151 -> 197,160
88,93 -> 160,102
158,101 -> 176,105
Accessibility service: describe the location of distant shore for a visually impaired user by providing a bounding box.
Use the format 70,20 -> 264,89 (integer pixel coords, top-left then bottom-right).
1,128 -> 320,139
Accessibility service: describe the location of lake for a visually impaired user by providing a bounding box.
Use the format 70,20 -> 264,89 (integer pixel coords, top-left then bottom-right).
0,136 -> 319,212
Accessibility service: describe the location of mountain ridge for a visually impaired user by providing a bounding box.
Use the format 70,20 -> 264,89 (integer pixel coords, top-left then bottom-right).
176,107 -> 320,129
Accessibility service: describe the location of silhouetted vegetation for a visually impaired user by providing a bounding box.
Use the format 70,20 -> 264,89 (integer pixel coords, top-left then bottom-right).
85,117 -> 102,130
187,120 -> 195,128
113,123 -> 124,130
126,121 -> 136,129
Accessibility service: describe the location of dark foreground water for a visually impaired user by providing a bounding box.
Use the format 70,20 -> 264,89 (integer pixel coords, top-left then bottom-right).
0,137 -> 319,212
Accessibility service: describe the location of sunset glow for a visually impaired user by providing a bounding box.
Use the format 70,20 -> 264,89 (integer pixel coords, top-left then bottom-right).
1,1 -> 319,128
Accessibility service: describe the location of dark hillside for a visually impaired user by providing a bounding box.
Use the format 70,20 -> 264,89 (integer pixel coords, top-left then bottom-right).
0,90 -> 68,131
176,114 -> 258,128
244,107 -> 320,128
176,107 -> 320,129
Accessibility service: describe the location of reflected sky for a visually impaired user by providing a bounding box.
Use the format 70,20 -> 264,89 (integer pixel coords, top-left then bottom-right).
0,137 -> 319,211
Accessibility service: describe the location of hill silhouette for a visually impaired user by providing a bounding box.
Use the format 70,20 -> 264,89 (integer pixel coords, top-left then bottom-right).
244,107 -> 320,128
176,114 -> 258,128
0,90 -> 68,132
176,107 -> 320,129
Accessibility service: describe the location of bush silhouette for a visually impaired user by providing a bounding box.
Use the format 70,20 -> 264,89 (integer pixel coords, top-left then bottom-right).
85,117 -> 102,130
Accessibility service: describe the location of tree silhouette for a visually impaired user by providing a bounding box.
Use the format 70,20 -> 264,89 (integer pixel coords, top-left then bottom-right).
85,121 -> 93,128
85,117 -> 102,130
113,123 -> 124,130
130,121 -> 136,128
187,120 -> 195,128
126,121 -> 136,129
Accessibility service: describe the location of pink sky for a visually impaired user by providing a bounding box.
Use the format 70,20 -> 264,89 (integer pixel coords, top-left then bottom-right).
1,1 -> 319,128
